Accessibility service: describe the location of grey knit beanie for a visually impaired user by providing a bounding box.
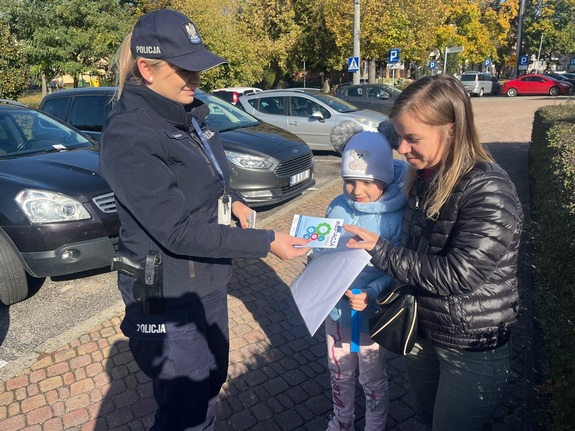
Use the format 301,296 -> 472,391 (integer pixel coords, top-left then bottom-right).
341,131 -> 394,186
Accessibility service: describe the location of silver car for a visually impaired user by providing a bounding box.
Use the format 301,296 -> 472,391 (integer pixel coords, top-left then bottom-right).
238,89 -> 387,151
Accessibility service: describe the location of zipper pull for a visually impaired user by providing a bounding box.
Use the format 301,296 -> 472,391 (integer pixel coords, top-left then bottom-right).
415,196 -> 421,210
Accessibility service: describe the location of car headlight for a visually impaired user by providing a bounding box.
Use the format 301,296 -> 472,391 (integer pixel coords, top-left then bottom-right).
225,150 -> 273,169
354,118 -> 382,130
15,189 -> 92,224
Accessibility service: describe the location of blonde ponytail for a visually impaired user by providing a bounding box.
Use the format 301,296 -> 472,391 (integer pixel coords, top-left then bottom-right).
114,33 -> 139,99
113,33 -> 167,100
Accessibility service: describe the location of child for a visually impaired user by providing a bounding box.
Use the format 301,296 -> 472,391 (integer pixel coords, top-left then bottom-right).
314,121 -> 408,431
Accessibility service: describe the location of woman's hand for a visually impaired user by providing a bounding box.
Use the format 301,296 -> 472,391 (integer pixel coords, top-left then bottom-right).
232,201 -> 254,229
343,224 -> 380,252
345,289 -> 368,311
270,231 -> 311,260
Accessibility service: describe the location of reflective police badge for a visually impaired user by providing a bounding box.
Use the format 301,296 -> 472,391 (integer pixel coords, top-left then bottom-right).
184,22 -> 202,44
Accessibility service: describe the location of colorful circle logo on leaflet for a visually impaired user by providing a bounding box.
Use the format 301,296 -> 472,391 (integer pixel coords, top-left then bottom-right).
304,222 -> 332,242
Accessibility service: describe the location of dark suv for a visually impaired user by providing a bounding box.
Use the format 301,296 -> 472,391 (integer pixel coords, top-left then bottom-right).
334,83 -> 401,115
0,100 -> 119,305
38,87 -> 114,141
39,87 -> 315,207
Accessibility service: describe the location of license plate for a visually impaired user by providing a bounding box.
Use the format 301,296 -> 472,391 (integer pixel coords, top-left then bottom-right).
290,169 -> 310,186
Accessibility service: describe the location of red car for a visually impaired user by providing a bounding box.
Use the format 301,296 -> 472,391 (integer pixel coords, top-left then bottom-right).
501,73 -> 573,97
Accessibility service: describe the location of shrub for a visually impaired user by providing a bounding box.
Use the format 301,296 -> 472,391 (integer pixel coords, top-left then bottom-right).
529,102 -> 575,430
17,91 -> 43,109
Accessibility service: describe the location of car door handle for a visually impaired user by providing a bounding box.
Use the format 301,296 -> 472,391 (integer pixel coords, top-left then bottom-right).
289,121 -> 300,126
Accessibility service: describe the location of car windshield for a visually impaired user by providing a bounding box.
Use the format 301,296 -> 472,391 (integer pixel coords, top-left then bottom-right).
304,92 -> 360,113
460,75 -> 478,81
382,85 -> 402,97
195,91 -> 260,132
0,108 -> 92,158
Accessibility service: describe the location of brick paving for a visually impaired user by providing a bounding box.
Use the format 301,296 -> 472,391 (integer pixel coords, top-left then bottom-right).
0,94 -> 549,431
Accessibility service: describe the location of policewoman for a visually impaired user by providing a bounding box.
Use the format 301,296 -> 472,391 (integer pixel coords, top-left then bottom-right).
98,10 -> 310,431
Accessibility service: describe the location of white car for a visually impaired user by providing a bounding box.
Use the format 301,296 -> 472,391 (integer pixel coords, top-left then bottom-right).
459,72 -> 499,96
238,89 -> 387,151
211,87 -> 263,105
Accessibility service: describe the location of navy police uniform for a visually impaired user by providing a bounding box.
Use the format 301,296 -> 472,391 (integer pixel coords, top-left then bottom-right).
99,81 -> 274,430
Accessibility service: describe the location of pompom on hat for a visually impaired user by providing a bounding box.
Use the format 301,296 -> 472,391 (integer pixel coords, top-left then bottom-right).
131,10 -> 227,72
341,131 -> 394,186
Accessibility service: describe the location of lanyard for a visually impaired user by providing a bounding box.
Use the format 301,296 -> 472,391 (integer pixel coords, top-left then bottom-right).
190,117 -> 227,195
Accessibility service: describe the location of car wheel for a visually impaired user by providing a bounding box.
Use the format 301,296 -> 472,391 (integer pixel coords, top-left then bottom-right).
479,88 -> 484,97
506,88 -> 518,97
549,87 -> 560,96
0,234 -> 29,305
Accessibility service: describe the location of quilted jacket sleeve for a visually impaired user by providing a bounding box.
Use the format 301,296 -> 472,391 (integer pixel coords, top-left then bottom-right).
368,163 -> 523,297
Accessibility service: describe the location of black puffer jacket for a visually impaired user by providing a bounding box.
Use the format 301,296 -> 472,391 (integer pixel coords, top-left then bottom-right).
369,162 -> 523,351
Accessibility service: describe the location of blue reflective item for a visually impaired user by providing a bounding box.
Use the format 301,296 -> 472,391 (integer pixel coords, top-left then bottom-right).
351,288 -> 361,352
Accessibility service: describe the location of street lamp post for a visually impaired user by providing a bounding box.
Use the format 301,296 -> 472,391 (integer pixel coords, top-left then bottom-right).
353,0 -> 360,84
536,34 -> 543,72
515,0 -> 527,78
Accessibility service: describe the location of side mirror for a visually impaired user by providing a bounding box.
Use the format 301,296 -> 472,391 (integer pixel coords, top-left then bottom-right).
310,111 -> 325,122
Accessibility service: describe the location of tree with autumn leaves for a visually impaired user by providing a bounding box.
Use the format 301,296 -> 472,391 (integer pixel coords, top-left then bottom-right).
1,0 -> 574,99
522,0 -> 575,67
0,21 -> 29,100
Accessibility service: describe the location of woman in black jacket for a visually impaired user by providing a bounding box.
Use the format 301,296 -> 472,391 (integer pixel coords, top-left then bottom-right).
344,74 -> 523,431
99,10 -> 309,431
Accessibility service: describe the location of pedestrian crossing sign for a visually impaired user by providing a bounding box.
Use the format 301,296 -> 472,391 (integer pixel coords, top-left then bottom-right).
348,57 -> 359,73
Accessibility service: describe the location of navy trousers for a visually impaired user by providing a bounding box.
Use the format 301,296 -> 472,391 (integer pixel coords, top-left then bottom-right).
124,287 -> 229,431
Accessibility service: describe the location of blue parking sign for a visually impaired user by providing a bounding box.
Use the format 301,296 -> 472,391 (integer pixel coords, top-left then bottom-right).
518,55 -> 529,70
388,48 -> 400,64
429,61 -> 436,70
570,58 -> 575,66
484,59 -> 491,67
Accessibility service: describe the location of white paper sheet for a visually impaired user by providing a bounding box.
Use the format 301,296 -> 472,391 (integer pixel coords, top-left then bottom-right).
289,247 -> 372,336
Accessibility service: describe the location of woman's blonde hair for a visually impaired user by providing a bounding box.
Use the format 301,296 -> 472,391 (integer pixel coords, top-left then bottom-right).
113,33 -> 164,99
389,74 -> 493,219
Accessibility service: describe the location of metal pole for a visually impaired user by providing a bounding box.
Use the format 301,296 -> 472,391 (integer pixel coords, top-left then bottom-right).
443,46 -> 448,74
536,34 -> 543,72
353,0 -> 360,84
515,0 -> 526,78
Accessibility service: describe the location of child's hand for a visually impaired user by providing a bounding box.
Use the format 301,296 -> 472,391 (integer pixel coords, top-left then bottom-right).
345,289 -> 368,311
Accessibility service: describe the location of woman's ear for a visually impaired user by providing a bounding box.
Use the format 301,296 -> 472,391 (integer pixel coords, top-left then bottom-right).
136,58 -> 154,83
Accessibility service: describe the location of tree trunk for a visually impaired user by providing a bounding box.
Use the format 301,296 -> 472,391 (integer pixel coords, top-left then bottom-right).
41,74 -> 47,97
368,60 -> 377,83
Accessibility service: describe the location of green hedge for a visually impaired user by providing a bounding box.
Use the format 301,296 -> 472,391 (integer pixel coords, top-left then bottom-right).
529,102 -> 575,430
